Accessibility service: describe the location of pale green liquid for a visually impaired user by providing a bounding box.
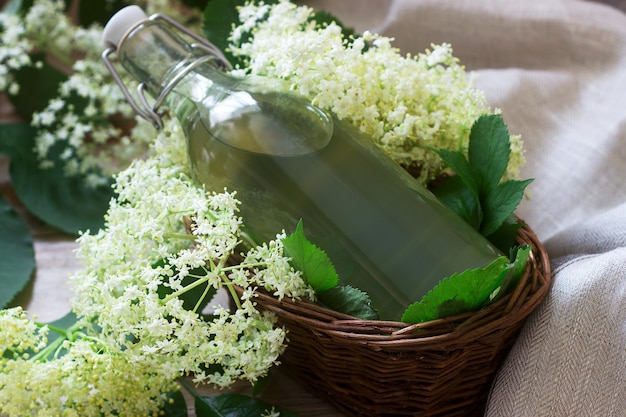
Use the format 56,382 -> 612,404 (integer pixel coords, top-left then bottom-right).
187,91 -> 500,320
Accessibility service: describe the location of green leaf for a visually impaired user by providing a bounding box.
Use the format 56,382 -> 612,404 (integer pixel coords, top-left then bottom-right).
401,256 -> 510,324
1,123 -> 113,235
203,0 -> 252,68
432,114 -> 532,245
481,178 -> 533,236
317,285 -> 379,320
196,393 -> 299,417
496,245 -> 531,300
485,215 -> 524,254
78,0 -> 127,26
281,219 -> 338,292
44,311 -> 78,343
0,194 -> 35,309
435,148 -> 479,198
8,53 -> 67,119
468,114 -> 511,194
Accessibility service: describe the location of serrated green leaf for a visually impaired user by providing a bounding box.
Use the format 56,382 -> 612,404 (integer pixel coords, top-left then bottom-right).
495,245 -> 531,301
435,148 -> 479,198
195,393 -> 299,417
282,219 -> 338,292
0,194 -> 35,309
468,114 -> 511,193
8,53 -> 67,119
1,123 -> 113,234
486,215 -> 524,253
401,256 -> 510,324
481,178 -> 533,236
317,285 -> 378,320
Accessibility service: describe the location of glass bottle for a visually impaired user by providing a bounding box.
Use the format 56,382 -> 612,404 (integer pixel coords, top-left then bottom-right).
102,6 -> 501,320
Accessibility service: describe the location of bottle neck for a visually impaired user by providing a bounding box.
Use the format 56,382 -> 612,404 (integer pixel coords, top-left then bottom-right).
116,19 -> 232,124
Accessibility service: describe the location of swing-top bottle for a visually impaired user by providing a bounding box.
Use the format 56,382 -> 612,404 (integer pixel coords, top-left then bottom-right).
101,6 -> 501,320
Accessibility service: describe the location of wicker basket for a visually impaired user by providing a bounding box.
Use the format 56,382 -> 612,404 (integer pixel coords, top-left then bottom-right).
243,223 -> 551,416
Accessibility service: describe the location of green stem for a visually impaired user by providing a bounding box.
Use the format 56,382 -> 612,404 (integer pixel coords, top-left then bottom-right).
30,335 -> 65,363
163,271 -> 211,303
221,273 -> 242,311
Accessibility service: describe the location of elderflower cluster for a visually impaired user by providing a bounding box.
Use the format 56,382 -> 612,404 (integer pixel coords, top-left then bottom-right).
1,117 -> 312,416
71,117 -> 308,386
0,309 -> 175,416
0,308 -> 48,362
231,1 -> 525,182
0,336 -> 177,417
1,0 -> 205,188
0,13 -> 33,94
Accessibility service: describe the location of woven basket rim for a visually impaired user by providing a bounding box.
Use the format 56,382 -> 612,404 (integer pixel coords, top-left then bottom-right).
244,221 -> 551,348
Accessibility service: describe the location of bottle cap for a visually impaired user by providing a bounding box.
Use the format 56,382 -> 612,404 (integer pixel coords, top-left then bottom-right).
102,5 -> 148,49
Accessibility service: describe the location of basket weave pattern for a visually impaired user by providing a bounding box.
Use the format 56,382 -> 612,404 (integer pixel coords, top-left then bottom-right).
249,224 -> 551,416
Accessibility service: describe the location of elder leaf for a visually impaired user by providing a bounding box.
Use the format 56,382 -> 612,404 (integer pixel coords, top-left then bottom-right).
8,53 -> 67,119
282,219 -> 338,292
495,245 -> 531,301
318,285 -> 378,320
432,114 -> 532,240
468,114 -> 511,194
203,0 -> 262,68
0,194 -> 35,309
1,123 -> 112,234
435,148 -> 480,199
401,256 -> 510,324
481,178 -> 533,236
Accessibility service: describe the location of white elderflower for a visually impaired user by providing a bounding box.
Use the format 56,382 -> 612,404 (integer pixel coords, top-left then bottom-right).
0,13 -> 32,93
230,1 -> 525,183
0,308 -> 48,362
70,117 -> 308,391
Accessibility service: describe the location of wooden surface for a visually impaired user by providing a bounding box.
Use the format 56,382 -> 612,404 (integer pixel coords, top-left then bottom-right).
0,95 -> 345,416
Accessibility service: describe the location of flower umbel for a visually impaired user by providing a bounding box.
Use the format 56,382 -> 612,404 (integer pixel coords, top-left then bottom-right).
70,117 -> 306,387
230,1 -> 525,182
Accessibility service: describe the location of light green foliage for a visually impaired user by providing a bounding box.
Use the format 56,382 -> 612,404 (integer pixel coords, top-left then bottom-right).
282,219 -> 338,292
401,247 -> 530,323
281,221 -> 378,319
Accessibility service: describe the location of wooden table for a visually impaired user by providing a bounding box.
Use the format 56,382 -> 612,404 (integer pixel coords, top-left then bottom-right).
0,95 -> 345,416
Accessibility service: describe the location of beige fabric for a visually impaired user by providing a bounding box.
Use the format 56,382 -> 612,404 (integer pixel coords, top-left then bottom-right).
304,0 -> 626,415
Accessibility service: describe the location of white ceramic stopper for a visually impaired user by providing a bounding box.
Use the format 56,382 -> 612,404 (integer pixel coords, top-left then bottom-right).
102,5 -> 148,49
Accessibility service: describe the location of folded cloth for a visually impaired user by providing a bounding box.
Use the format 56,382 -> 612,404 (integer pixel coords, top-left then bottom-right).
486,205 -> 626,416
303,1 -> 626,415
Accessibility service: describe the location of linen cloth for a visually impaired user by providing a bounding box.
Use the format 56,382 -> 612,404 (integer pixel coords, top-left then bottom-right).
304,0 -> 626,415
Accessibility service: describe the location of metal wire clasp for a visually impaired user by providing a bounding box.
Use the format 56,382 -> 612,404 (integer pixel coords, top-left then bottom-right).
102,13 -> 232,130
